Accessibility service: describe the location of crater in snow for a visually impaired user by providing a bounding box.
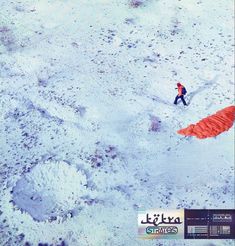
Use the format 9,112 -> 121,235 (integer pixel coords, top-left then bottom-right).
12,161 -> 87,221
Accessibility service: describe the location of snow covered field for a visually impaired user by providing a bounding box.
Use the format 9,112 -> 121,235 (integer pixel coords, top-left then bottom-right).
0,0 -> 234,245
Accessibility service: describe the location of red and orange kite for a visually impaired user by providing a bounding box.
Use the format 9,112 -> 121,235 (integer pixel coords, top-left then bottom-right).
177,105 -> 235,139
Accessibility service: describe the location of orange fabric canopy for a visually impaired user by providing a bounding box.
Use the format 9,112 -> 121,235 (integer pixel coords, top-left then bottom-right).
177,105 -> 235,139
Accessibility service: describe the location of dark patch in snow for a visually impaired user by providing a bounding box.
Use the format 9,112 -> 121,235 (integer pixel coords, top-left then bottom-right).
0,26 -> 16,51
129,0 -> 147,8
149,115 -> 161,132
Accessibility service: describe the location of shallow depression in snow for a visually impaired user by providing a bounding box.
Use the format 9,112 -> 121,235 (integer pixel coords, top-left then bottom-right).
12,161 -> 87,221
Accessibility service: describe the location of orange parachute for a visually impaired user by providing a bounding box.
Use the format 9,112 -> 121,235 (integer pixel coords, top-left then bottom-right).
177,105 -> 235,139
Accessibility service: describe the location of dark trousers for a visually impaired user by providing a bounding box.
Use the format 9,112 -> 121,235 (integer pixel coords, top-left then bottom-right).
174,95 -> 187,105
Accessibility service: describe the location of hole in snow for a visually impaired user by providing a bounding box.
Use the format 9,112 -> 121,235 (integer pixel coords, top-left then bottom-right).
12,161 -> 87,221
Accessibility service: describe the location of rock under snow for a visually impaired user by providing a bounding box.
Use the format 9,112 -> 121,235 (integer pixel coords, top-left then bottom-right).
12,161 -> 87,221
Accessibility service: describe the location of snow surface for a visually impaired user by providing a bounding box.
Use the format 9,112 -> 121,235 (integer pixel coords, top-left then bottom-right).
12,161 -> 87,221
0,0 -> 234,245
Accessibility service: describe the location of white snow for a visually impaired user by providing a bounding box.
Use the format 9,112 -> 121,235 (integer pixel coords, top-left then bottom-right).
0,0 -> 234,245
12,161 -> 87,221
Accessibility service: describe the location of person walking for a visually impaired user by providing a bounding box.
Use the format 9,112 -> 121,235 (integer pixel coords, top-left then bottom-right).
174,82 -> 187,106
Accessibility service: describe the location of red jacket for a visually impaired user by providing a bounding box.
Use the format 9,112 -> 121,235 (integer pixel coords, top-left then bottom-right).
177,84 -> 184,96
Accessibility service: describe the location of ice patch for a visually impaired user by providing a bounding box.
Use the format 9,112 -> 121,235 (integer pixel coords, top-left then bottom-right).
12,161 -> 87,221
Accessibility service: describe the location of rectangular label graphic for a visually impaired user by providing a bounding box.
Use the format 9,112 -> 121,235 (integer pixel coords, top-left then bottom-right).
184,209 -> 235,239
138,209 -> 184,239
138,209 -> 235,239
